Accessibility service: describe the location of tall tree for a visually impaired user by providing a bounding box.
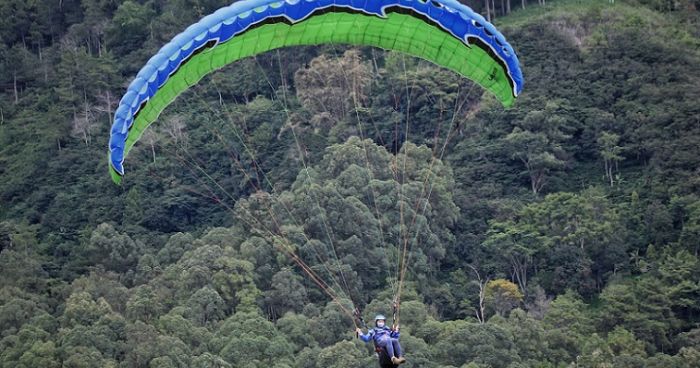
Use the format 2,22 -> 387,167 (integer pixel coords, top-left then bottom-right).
597,131 -> 624,186
502,105 -> 571,195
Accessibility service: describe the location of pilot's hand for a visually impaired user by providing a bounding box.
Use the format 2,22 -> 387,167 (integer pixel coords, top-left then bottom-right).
356,328 -> 363,335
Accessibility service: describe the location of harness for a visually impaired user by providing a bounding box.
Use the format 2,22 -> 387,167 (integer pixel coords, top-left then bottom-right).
371,328 -> 391,353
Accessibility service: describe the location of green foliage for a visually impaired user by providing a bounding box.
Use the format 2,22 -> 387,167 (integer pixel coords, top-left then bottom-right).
106,1 -> 156,60
80,223 -> 144,274
485,188 -> 626,296
599,277 -> 680,352
433,320 -> 520,367
485,279 -> 523,317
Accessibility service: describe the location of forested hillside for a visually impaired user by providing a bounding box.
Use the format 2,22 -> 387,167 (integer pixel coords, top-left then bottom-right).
1,0 -> 700,367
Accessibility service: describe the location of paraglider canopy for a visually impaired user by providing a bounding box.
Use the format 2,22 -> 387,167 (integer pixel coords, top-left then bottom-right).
108,0 -> 523,184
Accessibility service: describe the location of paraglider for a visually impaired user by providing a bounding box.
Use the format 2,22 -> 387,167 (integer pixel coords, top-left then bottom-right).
108,0 -> 523,184
107,0 -> 523,364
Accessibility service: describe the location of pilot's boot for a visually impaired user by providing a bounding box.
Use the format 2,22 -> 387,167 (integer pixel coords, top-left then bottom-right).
391,356 -> 406,365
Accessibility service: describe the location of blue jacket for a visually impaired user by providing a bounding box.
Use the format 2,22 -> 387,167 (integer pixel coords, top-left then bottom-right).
359,326 -> 400,343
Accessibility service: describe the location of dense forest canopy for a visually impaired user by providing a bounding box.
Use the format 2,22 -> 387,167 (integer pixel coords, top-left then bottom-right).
1,0 -> 700,367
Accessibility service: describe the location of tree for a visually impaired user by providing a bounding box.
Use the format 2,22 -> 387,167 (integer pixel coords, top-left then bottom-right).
62,346 -> 118,368
486,189 -> 625,295
483,218 -> 543,293
186,287 -> 226,326
276,312 -> 317,352
105,1 -> 155,57
504,127 -> 563,195
264,269 -> 308,318
125,285 -> 165,322
94,89 -> 117,124
0,44 -> 38,104
191,353 -> 232,368
234,137 -> 459,304
62,291 -> 114,328
502,104 -> 571,195
525,286 -> 552,320
123,188 -> 144,227
576,333 -> 614,368
214,311 -> 294,367
315,340 -> 367,368
157,233 -> 195,266
678,197 -> 700,256
657,249 -> 700,323
597,131 -> 624,186
544,290 -> 593,337
16,340 -> 60,368
81,223 -> 143,273
496,309 -> 552,365
163,115 -> 188,148
485,0 -> 492,22
139,129 -> 162,164
542,290 -> 593,363
211,257 -> 260,314
157,307 -> 212,352
599,278 -> 679,352
485,279 -> 523,317
122,321 -> 191,368
433,320 -> 521,367
468,265 -> 489,324
294,50 -> 373,130
70,100 -> 98,146
607,327 -> 646,359
0,228 -> 45,290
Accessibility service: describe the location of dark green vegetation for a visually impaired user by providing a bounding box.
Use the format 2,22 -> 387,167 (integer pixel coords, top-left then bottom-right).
2,0 -> 700,367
